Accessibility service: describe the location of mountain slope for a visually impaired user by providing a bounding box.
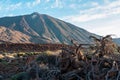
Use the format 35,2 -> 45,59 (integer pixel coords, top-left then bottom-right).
0,26 -> 31,43
0,12 -> 96,44
113,38 -> 120,46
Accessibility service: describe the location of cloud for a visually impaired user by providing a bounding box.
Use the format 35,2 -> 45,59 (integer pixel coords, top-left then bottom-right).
33,0 -> 41,6
5,2 -> 22,11
63,0 -> 120,22
82,1 -> 99,7
70,0 -> 82,3
103,0 -> 110,4
61,0 -> 120,37
69,4 -> 77,9
63,13 -> 107,23
51,0 -> 63,8
74,17 -> 120,38
91,23 -> 120,38
0,7 -> 1,10
91,2 -> 99,6
7,14 -> 14,17
45,0 -> 50,3
26,0 -> 41,8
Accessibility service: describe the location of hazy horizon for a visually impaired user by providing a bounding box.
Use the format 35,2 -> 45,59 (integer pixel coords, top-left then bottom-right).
0,0 -> 120,38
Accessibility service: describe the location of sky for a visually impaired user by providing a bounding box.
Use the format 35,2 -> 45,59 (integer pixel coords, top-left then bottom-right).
0,0 -> 120,38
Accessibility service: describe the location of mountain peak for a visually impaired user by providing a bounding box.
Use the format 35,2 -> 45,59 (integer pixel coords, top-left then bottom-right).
0,13 -> 95,44
31,12 -> 40,19
31,12 -> 40,15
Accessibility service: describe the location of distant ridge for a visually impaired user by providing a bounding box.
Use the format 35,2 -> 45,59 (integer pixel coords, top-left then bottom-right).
113,38 -> 120,46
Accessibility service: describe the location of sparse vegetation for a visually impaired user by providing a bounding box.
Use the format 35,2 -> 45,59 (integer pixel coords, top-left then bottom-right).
0,35 -> 120,80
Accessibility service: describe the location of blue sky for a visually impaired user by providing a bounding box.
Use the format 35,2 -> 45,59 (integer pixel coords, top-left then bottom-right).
0,0 -> 120,38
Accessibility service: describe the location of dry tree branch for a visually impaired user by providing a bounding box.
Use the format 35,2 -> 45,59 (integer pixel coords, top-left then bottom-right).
105,61 -> 119,80
116,71 -> 120,80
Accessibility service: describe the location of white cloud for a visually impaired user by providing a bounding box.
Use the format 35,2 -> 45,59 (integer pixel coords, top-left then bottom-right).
0,7 -> 1,10
69,3 -> 80,9
61,0 -> 120,37
91,2 -> 99,6
26,0 -> 41,8
69,4 -> 75,8
63,13 -> 107,22
45,0 -> 50,3
103,0 -> 110,4
72,17 -> 120,38
63,0 -> 120,22
5,2 -> 22,11
69,0 -> 82,2
91,25 -> 120,38
7,14 -> 14,16
82,1 -> 99,7
51,0 -> 63,8
33,0 -> 41,6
